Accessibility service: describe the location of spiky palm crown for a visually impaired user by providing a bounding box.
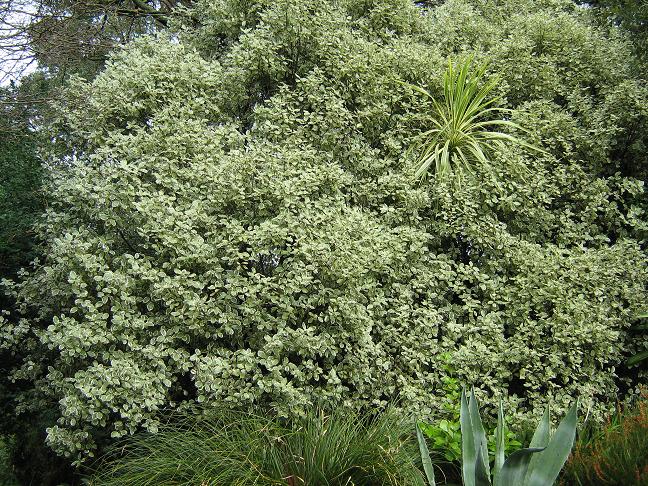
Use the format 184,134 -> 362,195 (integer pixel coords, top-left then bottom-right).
411,59 -> 532,181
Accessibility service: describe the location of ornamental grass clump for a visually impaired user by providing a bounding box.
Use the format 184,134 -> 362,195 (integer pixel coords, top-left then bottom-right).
560,392 -> 648,486
90,407 -> 428,486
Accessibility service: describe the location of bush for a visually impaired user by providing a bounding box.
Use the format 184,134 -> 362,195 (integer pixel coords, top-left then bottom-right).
1,0 -> 647,462
90,407 -> 426,486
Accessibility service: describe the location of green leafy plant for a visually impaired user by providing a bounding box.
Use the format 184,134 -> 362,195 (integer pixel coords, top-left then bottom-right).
0,83 -> 43,283
560,390 -> 648,485
419,418 -> 462,463
418,354 -> 463,463
419,357 -> 521,465
91,407 -> 428,486
4,0 -> 648,464
486,426 -> 522,467
409,58 -> 535,181
418,389 -> 578,486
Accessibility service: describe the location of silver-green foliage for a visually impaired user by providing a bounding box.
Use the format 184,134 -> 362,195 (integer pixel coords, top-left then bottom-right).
0,0 -> 647,460
418,390 -> 577,486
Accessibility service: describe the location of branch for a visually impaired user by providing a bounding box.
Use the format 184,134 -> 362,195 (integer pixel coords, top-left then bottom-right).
129,0 -> 168,26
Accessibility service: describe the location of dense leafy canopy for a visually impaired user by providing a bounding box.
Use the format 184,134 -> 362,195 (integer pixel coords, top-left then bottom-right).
577,0 -> 648,62
0,82 -> 43,285
1,0 -> 647,462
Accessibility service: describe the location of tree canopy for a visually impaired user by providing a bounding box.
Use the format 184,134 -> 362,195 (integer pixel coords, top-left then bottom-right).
0,0 -> 186,81
0,80 -> 43,284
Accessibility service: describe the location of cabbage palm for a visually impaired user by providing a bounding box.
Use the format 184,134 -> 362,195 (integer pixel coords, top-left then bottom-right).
411,59 -> 532,181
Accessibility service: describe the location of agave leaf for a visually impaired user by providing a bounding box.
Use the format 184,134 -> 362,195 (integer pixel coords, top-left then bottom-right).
475,439 -> 492,486
494,448 -> 545,486
468,389 -> 490,484
524,406 -> 551,482
460,389 -> 478,486
417,423 -> 436,486
525,402 -> 578,486
493,400 -> 505,480
529,408 -> 551,449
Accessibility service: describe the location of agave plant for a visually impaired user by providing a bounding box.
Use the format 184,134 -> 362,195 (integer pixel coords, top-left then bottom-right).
410,58 -> 535,181
417,389 -> 578,486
